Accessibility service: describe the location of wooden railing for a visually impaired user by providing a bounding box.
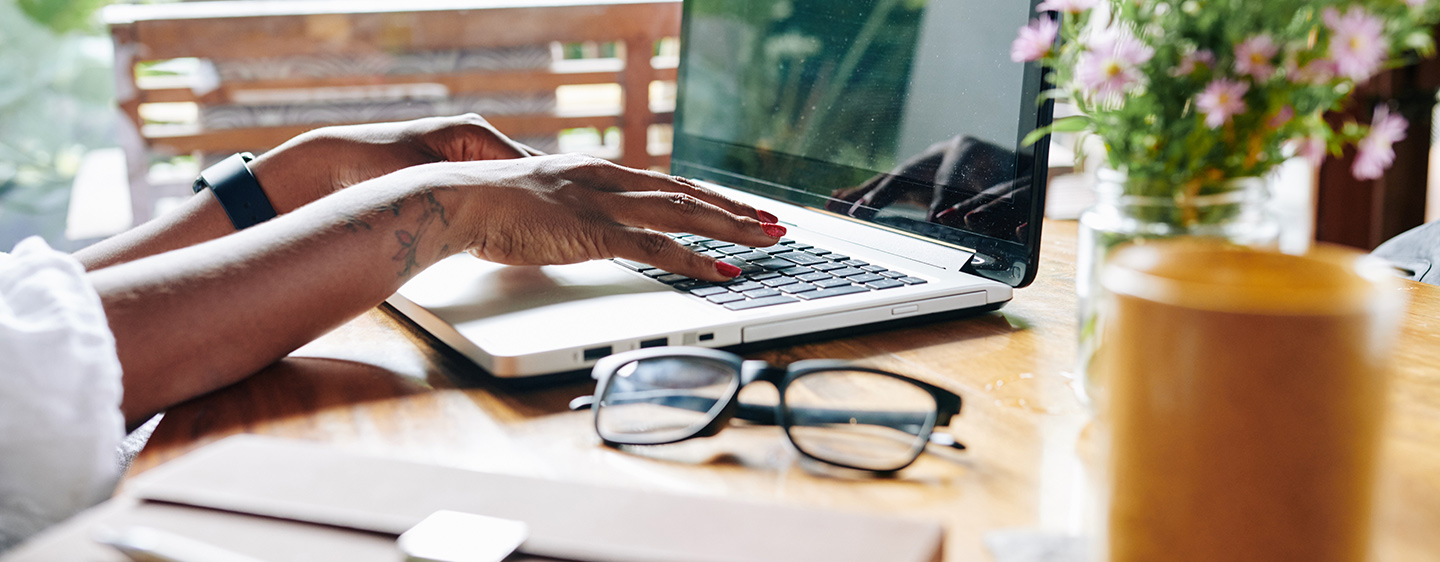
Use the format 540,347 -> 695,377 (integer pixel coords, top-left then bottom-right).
105,0 -> 681,222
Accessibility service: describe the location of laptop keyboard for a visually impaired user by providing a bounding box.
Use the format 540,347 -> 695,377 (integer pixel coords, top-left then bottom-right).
611,234 -> 928,311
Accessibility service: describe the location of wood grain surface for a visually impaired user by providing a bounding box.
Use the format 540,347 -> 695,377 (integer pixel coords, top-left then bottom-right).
125,220 -> 1440,561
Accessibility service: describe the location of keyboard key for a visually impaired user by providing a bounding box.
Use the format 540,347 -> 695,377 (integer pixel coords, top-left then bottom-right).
702,250 -> 727,258
700,240 -> 736,249
749,271 -> 782,281
788,243 -> 814,251
826,254 -> 850,261
614,258 -> 655,271
643,269 -> 674,278
718,246 -> 752,255
777,238 -> 798,245
842,259 -> 869,267
780,282 -> 819,293
796,272 -> 833,283
724,295 -> 799,310
861,265 -> 888,273
866,279 -> 906,290
690,286 -> 730,297
742,288 -> 781,298
899,276 -> 928,285
829,267 -> 866,277
726,281 -> 765,292
880,270 -> 906,278
848,273 -> 886,284
735,251 -> 771,261
707,292 -> 748,304
780,252 -> 828,266
655,273 -> 689,284
797,284 -> 870,300
719,259 -> 764,275
778,266 -> 814,276
812,262 -> 846,271
761,276 -> 799,287
761,245 -> 792,255
754,258 -> 794,270
673,280 -> 708,290
813,278 -> 852,289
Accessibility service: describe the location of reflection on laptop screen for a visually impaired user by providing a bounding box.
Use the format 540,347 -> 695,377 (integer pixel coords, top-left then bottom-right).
671,0 -> 1050,283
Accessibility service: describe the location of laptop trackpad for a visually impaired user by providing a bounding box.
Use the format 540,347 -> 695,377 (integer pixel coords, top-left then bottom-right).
395,255 -> 717,356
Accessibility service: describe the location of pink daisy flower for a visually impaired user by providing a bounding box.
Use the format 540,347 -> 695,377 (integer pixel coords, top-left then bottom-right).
1172,50 -> 1215,76
1353,105 -> 1408,180
1076,29 -> 1155,100
1035,0 -> 1099,14
1011,18 -> 1060,62
1325,7 -> 1388,82
1268,105 -> 1295,129
1196,79 -> 1249,129
1234,34 -> 1279,81
1288,57 -> 1336,85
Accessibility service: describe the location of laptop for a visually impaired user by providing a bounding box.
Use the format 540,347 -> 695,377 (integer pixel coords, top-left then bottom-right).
387,0 -> 1054,377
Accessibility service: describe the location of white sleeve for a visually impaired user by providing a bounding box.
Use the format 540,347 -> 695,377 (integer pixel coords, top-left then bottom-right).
0,237 -> 124,552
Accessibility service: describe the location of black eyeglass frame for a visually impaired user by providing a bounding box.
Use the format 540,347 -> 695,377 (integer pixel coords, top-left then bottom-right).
586,347 -> 964,473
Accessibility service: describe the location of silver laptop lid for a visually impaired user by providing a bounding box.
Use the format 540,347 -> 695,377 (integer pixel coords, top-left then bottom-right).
670,0 -> 1053,287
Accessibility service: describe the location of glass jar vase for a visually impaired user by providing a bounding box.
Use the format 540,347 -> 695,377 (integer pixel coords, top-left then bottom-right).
1075,169 -> 1281,402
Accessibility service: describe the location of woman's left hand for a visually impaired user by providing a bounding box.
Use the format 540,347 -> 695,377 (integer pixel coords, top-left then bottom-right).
249,114 -> 541,213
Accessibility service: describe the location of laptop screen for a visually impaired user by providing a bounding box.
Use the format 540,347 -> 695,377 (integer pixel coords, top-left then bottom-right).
671,0 -> 1052,287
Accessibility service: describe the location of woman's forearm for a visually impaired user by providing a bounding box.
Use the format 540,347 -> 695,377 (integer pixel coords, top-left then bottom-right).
91,169 -> 472,426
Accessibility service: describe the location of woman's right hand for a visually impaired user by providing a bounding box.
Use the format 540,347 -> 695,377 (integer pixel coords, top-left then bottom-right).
421,154 -> 785,282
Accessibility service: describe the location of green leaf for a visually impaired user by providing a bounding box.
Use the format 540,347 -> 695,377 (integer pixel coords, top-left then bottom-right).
1022,115 -> 1092,146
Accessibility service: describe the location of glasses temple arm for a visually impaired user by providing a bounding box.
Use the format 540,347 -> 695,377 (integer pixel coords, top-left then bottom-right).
573,392 -> 964,450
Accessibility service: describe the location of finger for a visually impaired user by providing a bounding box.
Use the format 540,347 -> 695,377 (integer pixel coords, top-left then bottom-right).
577,160 -> 777,223
604,191 -> 784,248
605,228 -> 742,282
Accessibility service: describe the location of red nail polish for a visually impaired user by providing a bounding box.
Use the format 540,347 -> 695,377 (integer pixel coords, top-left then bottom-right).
758,210 -> 779,223
715,260 -> 742,278
762,223 -> 787,237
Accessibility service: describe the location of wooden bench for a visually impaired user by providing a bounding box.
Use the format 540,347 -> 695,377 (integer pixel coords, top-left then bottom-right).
105,0 -> 681,222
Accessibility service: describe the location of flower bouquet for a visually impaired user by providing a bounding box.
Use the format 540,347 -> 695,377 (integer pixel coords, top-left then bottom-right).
1010,0 -> 1440,395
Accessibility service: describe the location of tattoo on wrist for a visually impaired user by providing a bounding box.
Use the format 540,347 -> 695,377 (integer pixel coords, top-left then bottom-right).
390,189 -> 453,278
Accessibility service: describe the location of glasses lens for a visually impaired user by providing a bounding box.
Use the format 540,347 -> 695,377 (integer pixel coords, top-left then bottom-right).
595,356 -> 738,444
782,369 -> 937,471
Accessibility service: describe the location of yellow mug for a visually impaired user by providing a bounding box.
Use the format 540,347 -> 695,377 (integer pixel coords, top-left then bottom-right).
1093,240 -> 1407,562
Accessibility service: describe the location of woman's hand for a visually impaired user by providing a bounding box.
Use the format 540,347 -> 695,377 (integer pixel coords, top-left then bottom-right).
429,154 -> 785,281
250,114 -> 540,213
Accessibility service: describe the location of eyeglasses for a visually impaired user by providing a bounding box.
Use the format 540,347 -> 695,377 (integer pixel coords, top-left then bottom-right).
570,347 -> 965,473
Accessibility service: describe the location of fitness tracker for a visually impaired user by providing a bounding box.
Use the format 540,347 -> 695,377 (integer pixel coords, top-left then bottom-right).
193,152 -> 278,230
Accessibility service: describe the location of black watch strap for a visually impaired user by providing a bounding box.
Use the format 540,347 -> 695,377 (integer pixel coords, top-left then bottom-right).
193,152 -> 277,230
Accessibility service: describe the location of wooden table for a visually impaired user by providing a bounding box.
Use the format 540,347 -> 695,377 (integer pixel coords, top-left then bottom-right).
125,220 -> 1440,561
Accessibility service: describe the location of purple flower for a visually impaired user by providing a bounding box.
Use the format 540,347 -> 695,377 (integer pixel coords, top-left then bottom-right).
1012,18 -> 1060,62
1234,34 -> 1279,81
1268,105 -> 1295,129
1353,105 -> 1408,180
1196,79 -> 1249,128
1172,50 -> 1215,77
1288,57 -> 1336,85
1325,7 -> 1388,82
1289,136 -> 1328,166
1076,29 -> 1155,100
1036,0 -> 1099,13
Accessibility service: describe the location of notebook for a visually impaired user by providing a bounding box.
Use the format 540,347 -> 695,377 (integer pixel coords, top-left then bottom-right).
387,0 -> 1053,377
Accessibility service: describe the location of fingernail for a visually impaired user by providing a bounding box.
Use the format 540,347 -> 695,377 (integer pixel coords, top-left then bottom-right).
715,260 -> 742,278
757,210 -> 779,223
762,223 -> 787,237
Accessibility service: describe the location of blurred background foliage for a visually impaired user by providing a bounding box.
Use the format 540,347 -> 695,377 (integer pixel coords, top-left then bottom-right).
0,0 -> 119,249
